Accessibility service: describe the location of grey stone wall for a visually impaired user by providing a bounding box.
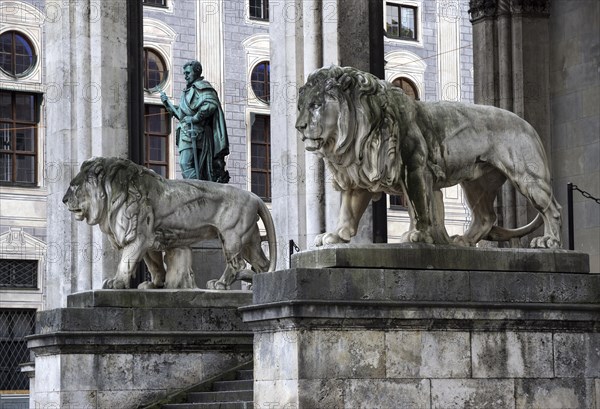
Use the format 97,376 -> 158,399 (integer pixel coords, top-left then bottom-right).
549,0 -> 600,272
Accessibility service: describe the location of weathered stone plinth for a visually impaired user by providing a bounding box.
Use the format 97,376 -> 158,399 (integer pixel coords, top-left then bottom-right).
242,244 -> 599,409
28,290 -> 253,408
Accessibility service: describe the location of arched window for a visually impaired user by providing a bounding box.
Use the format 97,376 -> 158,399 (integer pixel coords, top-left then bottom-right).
392,77 -> 419,100
0,31 -> 37,78
251,61 -> 270,104
143,48 -> 168,91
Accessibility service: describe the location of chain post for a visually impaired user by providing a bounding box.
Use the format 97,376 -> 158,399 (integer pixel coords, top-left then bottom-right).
289,239 -> 300,268
567,182 -> 574,250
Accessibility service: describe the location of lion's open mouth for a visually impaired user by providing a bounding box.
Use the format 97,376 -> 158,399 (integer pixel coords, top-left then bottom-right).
68,208 -> 85,220
302,136 -> 323,151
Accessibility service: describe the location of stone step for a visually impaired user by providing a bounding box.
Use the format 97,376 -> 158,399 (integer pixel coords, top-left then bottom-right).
188,390 -> 253,403
235,369 -> 254,380
162,403 -> 253,409
212,379 -> 253,391
159,364 -> 254,409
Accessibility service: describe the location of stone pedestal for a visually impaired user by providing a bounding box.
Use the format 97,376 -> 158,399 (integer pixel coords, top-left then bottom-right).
28,290 -> 253,408
242,244 -> 599,409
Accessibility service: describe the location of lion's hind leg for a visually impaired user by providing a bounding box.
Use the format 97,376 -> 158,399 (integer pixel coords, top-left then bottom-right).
207,255 -> 245,290
453,173 -> 505,246
207,235 -> 246,290
138,251 -> 166,289
243,229 -> 270,273
514,178 -> 562,249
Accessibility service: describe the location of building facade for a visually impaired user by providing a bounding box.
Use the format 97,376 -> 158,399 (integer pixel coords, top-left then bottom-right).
0,0 -> 475,398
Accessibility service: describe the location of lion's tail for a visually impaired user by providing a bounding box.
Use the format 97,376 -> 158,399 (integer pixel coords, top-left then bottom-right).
484,214 -> 543,241
257,199 -> 278,272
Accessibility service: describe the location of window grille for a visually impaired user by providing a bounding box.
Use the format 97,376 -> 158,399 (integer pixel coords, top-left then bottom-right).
0,309 -> 35,391
0,260 -> 37,289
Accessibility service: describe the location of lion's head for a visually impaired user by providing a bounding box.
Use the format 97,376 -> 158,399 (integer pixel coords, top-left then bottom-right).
63,157 -> 161,246
296,65 -> 416,190
62,158 -> 110,225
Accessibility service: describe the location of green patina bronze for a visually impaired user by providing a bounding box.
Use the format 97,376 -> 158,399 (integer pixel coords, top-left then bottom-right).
161,60 -> 230,183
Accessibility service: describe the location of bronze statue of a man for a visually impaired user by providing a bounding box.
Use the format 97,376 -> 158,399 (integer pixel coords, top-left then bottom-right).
161,60 -> 230,182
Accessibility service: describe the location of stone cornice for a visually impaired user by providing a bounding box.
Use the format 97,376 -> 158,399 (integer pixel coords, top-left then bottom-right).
511,0 -> 550,16
469,0 -> 498,22
469,0 -> 550,22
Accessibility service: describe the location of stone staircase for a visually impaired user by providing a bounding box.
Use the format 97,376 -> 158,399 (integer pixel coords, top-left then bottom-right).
157,366 -> 254,409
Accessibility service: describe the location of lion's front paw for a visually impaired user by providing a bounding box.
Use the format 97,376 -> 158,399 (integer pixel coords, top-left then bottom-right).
314,232 -> 350,247
530,236 -> 560,249
206,279 -> 230,290
451,235 -> 475,247
401,229 -> 434,244
138,281 -> 158,290
102,278 -> 129,289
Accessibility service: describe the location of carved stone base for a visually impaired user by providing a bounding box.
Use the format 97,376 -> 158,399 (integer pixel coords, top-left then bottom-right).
28,290 -> 253,408
242,244 -> 599,409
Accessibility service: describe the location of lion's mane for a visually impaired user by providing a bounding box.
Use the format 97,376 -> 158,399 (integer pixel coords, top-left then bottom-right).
80,157 -> 163,248
301,66 -> 442,192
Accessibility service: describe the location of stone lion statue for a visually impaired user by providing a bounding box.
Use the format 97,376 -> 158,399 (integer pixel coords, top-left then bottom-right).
296,65 -> 561,248
63,157 -> 277,290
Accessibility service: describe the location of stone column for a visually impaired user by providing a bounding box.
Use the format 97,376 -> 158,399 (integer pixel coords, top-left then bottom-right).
303,0 -> 326,250
469,0 -> 551,244
44,0 -> 129,308
269,0 -> 308,267
270,0 -> 386,261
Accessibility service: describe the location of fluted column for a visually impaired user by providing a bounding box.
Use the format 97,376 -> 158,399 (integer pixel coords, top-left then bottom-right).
44,0 -> 129,308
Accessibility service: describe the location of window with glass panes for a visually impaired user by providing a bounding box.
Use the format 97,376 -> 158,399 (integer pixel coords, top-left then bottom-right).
251,61 -> 270,104
143,48 -> 168,91
0,91 -> 38,185
0,31 -> 37,77
142,0 -> 167,7
144,105 -> 170,178
392,77 -> 419,100
386,3 -> 417,40
249,0 -> 269,20
251,114 -> 271,201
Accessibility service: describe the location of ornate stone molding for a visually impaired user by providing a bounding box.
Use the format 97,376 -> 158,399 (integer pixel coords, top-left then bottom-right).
469,0 -> 498,22
469,0 -> 550,22
511,0 -> 550,16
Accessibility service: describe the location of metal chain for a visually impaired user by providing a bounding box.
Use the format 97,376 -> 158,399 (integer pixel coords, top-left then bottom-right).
290,240 -> 300,253
572,184 -> 600,204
